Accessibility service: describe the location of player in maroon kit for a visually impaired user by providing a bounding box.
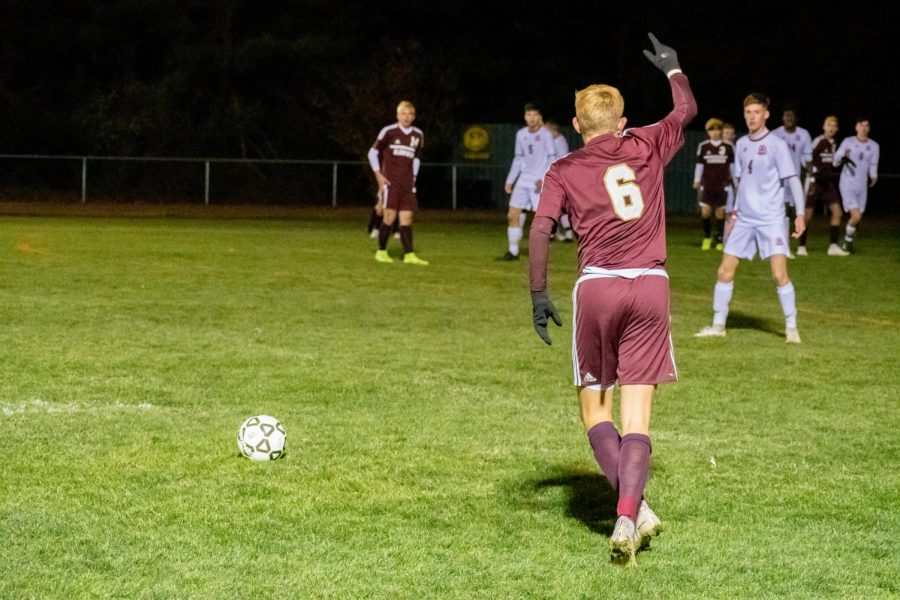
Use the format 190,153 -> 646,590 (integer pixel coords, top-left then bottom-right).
804,116 -> 848,255
368,100 -> 429,265
529,33 -> 696,566
694,118 -> 735,250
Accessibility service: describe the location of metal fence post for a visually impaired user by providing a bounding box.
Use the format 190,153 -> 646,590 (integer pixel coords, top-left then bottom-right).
452,165 -> 457,210
81,157 -> 87,203
204,161 -> 210,205
332,162 -> 338,208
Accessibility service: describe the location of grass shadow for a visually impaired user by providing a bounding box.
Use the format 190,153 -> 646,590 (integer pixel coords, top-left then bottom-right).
528,468 -> 618,535
726,310 -> 783,336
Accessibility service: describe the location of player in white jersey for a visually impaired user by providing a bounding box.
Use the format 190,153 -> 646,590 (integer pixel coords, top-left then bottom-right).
499,103 -> 557,260
696,93 -> 806,343
545,120 -> 574,242
833,117 -> 879,253
772,107 -> 812,256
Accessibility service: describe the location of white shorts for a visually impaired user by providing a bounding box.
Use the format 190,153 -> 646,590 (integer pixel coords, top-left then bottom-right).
509,174 -> 542,212
840,184 -> 867,213
723,219 -> 790,260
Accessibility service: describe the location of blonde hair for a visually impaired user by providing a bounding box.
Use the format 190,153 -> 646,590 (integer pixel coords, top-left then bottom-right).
575,84 -> 624,136
705,118 -> 724,131
396,100 -> 415,113
824,115 -> 839,126
743,93 -> 770,108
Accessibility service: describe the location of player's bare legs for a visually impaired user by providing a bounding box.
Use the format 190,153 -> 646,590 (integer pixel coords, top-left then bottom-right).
503,206 -> 524,260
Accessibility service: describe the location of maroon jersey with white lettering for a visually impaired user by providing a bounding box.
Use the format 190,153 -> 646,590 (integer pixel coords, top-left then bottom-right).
536,74 -> 696,272
810,135 -> 837,182
371,125 -> 424,187
696,140 -> 734,192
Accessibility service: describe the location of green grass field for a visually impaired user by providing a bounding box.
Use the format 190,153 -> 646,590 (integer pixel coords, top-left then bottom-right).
1,209 -> 898,598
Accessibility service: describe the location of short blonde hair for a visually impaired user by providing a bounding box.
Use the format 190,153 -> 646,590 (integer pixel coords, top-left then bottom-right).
575,84 -> 624,136
396,100 -> 415,113
705,118 -> 724,131
743,93 -> 769,108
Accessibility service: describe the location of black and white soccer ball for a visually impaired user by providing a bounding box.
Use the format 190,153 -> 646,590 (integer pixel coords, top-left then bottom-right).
237,415 -> 286,461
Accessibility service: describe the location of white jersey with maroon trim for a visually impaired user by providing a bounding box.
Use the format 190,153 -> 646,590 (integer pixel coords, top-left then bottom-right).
733,129 -> 797,224
506,126 -> 557,185
834,137 -> 879,190
772,126 -> 813,171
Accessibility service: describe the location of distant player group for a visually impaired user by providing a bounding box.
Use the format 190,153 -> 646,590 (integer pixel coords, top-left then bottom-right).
694,108 -> 879,257
363,34 -> 881,567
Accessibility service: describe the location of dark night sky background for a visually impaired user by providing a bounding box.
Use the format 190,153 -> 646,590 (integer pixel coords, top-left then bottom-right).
0,0 -> 896,173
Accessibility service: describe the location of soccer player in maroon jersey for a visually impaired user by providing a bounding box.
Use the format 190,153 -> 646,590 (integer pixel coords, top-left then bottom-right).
529,33 -> 696,565
368,101 -> 429,265
804,116 -> 848,255
693,118 -> 735,250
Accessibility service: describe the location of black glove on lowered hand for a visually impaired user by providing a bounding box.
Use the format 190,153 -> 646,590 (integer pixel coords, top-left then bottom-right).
531,291 -> 562,345
642,33 -> 681,75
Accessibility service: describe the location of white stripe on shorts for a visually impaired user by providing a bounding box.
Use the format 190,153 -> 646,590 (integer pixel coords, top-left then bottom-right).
571,266 -> 669,387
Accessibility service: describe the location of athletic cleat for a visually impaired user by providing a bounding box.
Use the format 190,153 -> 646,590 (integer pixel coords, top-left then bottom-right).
701,238 -> 712,251
393,231 -> 401,239
715,242 -> 724,251
496,251 -> 519,261
786,328 -> 801,344
842,240 -> 855,254
374,249 -> 393,263
694,325 -> 726,338
827,243 -> 849,256
785,249 -> 795,259
609,516 -> 639,567
403,252 -> 429,266
636,500 -> 663,550
796,246 -> 808,256
369,228 -> 379,238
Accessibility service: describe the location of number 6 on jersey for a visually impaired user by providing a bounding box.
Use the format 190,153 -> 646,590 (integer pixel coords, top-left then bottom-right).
604,163 -> 644,221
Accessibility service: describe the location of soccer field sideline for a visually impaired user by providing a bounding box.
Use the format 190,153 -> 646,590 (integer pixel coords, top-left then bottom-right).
0,212 -> 897,598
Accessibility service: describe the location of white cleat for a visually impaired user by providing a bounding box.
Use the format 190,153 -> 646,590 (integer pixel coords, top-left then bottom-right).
636,500 -> 663,549
796,246 -> 808,256
694,325 -> 726,338
786,328 -> 801,344
827,243 -> 849,256
609,516 -> 639,567
369,229 -> 379,238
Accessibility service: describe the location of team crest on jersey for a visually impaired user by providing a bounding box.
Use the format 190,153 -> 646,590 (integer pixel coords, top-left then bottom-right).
718,146 -> 726,155
410,137 -> 420,148
757,145 -> 767,155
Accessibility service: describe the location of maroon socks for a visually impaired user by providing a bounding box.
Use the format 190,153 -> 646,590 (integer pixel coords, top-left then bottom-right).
616,433 -> 652,522
587,421 -> 621,490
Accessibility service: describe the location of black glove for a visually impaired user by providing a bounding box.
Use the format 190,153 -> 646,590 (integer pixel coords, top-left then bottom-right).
531,291 -> 562,345
642,33 -> 680,75
840,155 -> 856,168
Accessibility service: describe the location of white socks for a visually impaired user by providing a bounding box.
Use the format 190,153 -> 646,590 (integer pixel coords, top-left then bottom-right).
713,281 -> 734,326
777,282 -> 797,329
508,226 -> 523,256
845,225 -> 857,242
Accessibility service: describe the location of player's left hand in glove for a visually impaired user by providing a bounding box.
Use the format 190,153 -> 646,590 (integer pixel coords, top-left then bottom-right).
643,33 -> 680,75
840,155 -> 856,168
532,291 -> 562,345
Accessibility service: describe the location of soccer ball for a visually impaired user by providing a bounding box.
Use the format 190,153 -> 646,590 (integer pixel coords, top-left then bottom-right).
237,415 -> 286,461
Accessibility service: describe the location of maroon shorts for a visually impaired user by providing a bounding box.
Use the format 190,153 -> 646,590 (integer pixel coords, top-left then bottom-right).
382,184 -> 418,212
806,180 -> 841,210
572,273 -> 677,388
699,188 -> 727,208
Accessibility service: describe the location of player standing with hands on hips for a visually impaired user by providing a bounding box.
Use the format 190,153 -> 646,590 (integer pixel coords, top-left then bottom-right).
695,93 -> 806,343
529,34 -> 697,566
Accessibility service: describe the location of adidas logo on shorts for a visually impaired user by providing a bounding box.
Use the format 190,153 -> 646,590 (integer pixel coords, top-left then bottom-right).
583,372 -> 597,383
